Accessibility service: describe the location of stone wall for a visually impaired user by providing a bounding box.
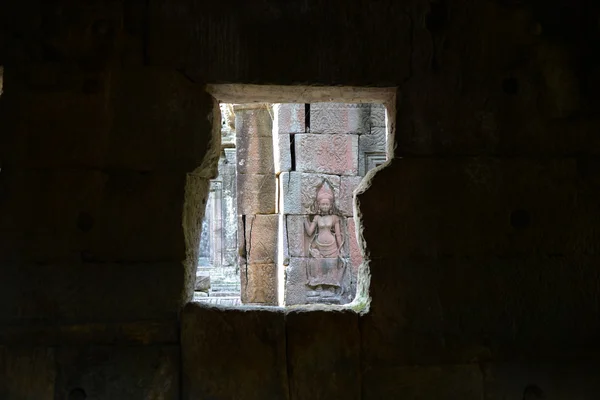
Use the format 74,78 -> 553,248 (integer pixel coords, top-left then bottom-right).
2,0 -> 600,399
279,103 -> 386,306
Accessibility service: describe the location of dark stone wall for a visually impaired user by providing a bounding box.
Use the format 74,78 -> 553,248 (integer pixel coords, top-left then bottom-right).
1,0 -> 600,398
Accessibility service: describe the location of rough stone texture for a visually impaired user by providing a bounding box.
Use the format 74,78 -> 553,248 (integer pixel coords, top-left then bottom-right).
362,365 -> 484,400
284,258 -> 308,306
0,347 -> 55,399
54,345 -> 179,400
370,104 -> 386,130
358,127 -> 387,176
181,304 -> 288,400
0,263 -> 182,323
245,214 -> 278,264
236,130 -> 275,174
295,134 -> 359,176
285,215 -> 307,258
4,0 -> 600,398
346,218 -> 364,278
286,311 -> 360,400
275,133 -> 292,173
280,172 -> 341,215
483,363 -> 600,399
310,103 -> 370,134
339,176 -> 363,217
275,103 -> 305,134
237,173 -> 277,215
194,274 -> 210,292
242,263 -> 277,305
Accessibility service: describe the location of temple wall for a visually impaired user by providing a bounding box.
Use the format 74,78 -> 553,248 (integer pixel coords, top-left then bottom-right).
1,0 -> 600,398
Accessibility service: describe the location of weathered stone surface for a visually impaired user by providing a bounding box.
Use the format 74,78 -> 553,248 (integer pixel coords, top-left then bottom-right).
362,365 -> 484,400
194,275 -> 210,292
275,103 -> 305,134
362,255 -> 600,367
359,158 -> 584,259
1,91 -> 112,168
54,345 -> 179,400
181,304 -> 289,399
242,263 -> 277,305
280,172 -> 340,215
0,321 -> 178,347
370,104 -> 387,130
346,218 -> 364,277
295,133 -> 358,176
358,127 -> 387,175
0,347 -> 55,399
286,311 -> 360,400
284,257 -> 308,306
234,104 -> 273,137
285,215 -> 307,258
237,173 -> 277,215
310,103 -> 370,134
339,176 -> 363,216
108,68 -> 212,171
274,133 -> 292,173
236,131 -> 274,174
0,263 -> 183,323
245,214 -> 278,264
0,169 -> 186,263
483,363 -> 600,400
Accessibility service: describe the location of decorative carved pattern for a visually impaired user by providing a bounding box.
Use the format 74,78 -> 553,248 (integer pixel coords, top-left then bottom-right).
310,103 -> 370,134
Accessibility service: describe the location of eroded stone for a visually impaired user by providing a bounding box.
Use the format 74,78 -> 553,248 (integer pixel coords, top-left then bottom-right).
339,176 -> 363,216
246,214 -> 278,264
275,103 -> 305,134
310,103 -> 370,134
279,172 -> 340,215
237,174 -> 276,215
243,263 -> 277,305
295,134 -> 358,176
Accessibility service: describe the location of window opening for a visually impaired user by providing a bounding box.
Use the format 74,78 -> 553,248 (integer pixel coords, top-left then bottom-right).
194,86 -> 394,311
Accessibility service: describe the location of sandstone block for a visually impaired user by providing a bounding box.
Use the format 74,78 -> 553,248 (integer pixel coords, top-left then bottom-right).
246,214 -> 279,264
275,103 -> 305,133
0,347 -> 55,399
346,218 -> 364,277
237,174 -> 276,215
0,262 -> 183,322
194,274 -> 210,292
108,68 -> 212,171
55,345 -> 179,400
295,134 -> 358,176
279,172 -> 341,215
274,133 -> 292,173
370,104 -> 387,129
310,103 -> 370,134
483,363 -> 600,400
181,304 -> 289,399
286,311 -> 360,400
234,104 -> 273,137
236,132 -> 274,174
242,263 -> 278,305
358,127 -> 387,175
339,176 -> 363,216
1,90 -> 111,168
362,365 -> 484,400
284,258 -> 308,306
285,215 -> 308,258
0,170 -> 187,263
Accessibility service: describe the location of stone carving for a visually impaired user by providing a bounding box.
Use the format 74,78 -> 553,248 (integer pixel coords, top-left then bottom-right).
303,179 -> 348,303
310,103 -> 371,134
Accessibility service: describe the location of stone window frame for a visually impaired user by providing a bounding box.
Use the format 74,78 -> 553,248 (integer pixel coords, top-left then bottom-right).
191,84 -> 397,313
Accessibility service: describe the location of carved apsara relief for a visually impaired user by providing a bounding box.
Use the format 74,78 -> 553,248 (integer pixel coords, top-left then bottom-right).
302,179 -> 349,303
